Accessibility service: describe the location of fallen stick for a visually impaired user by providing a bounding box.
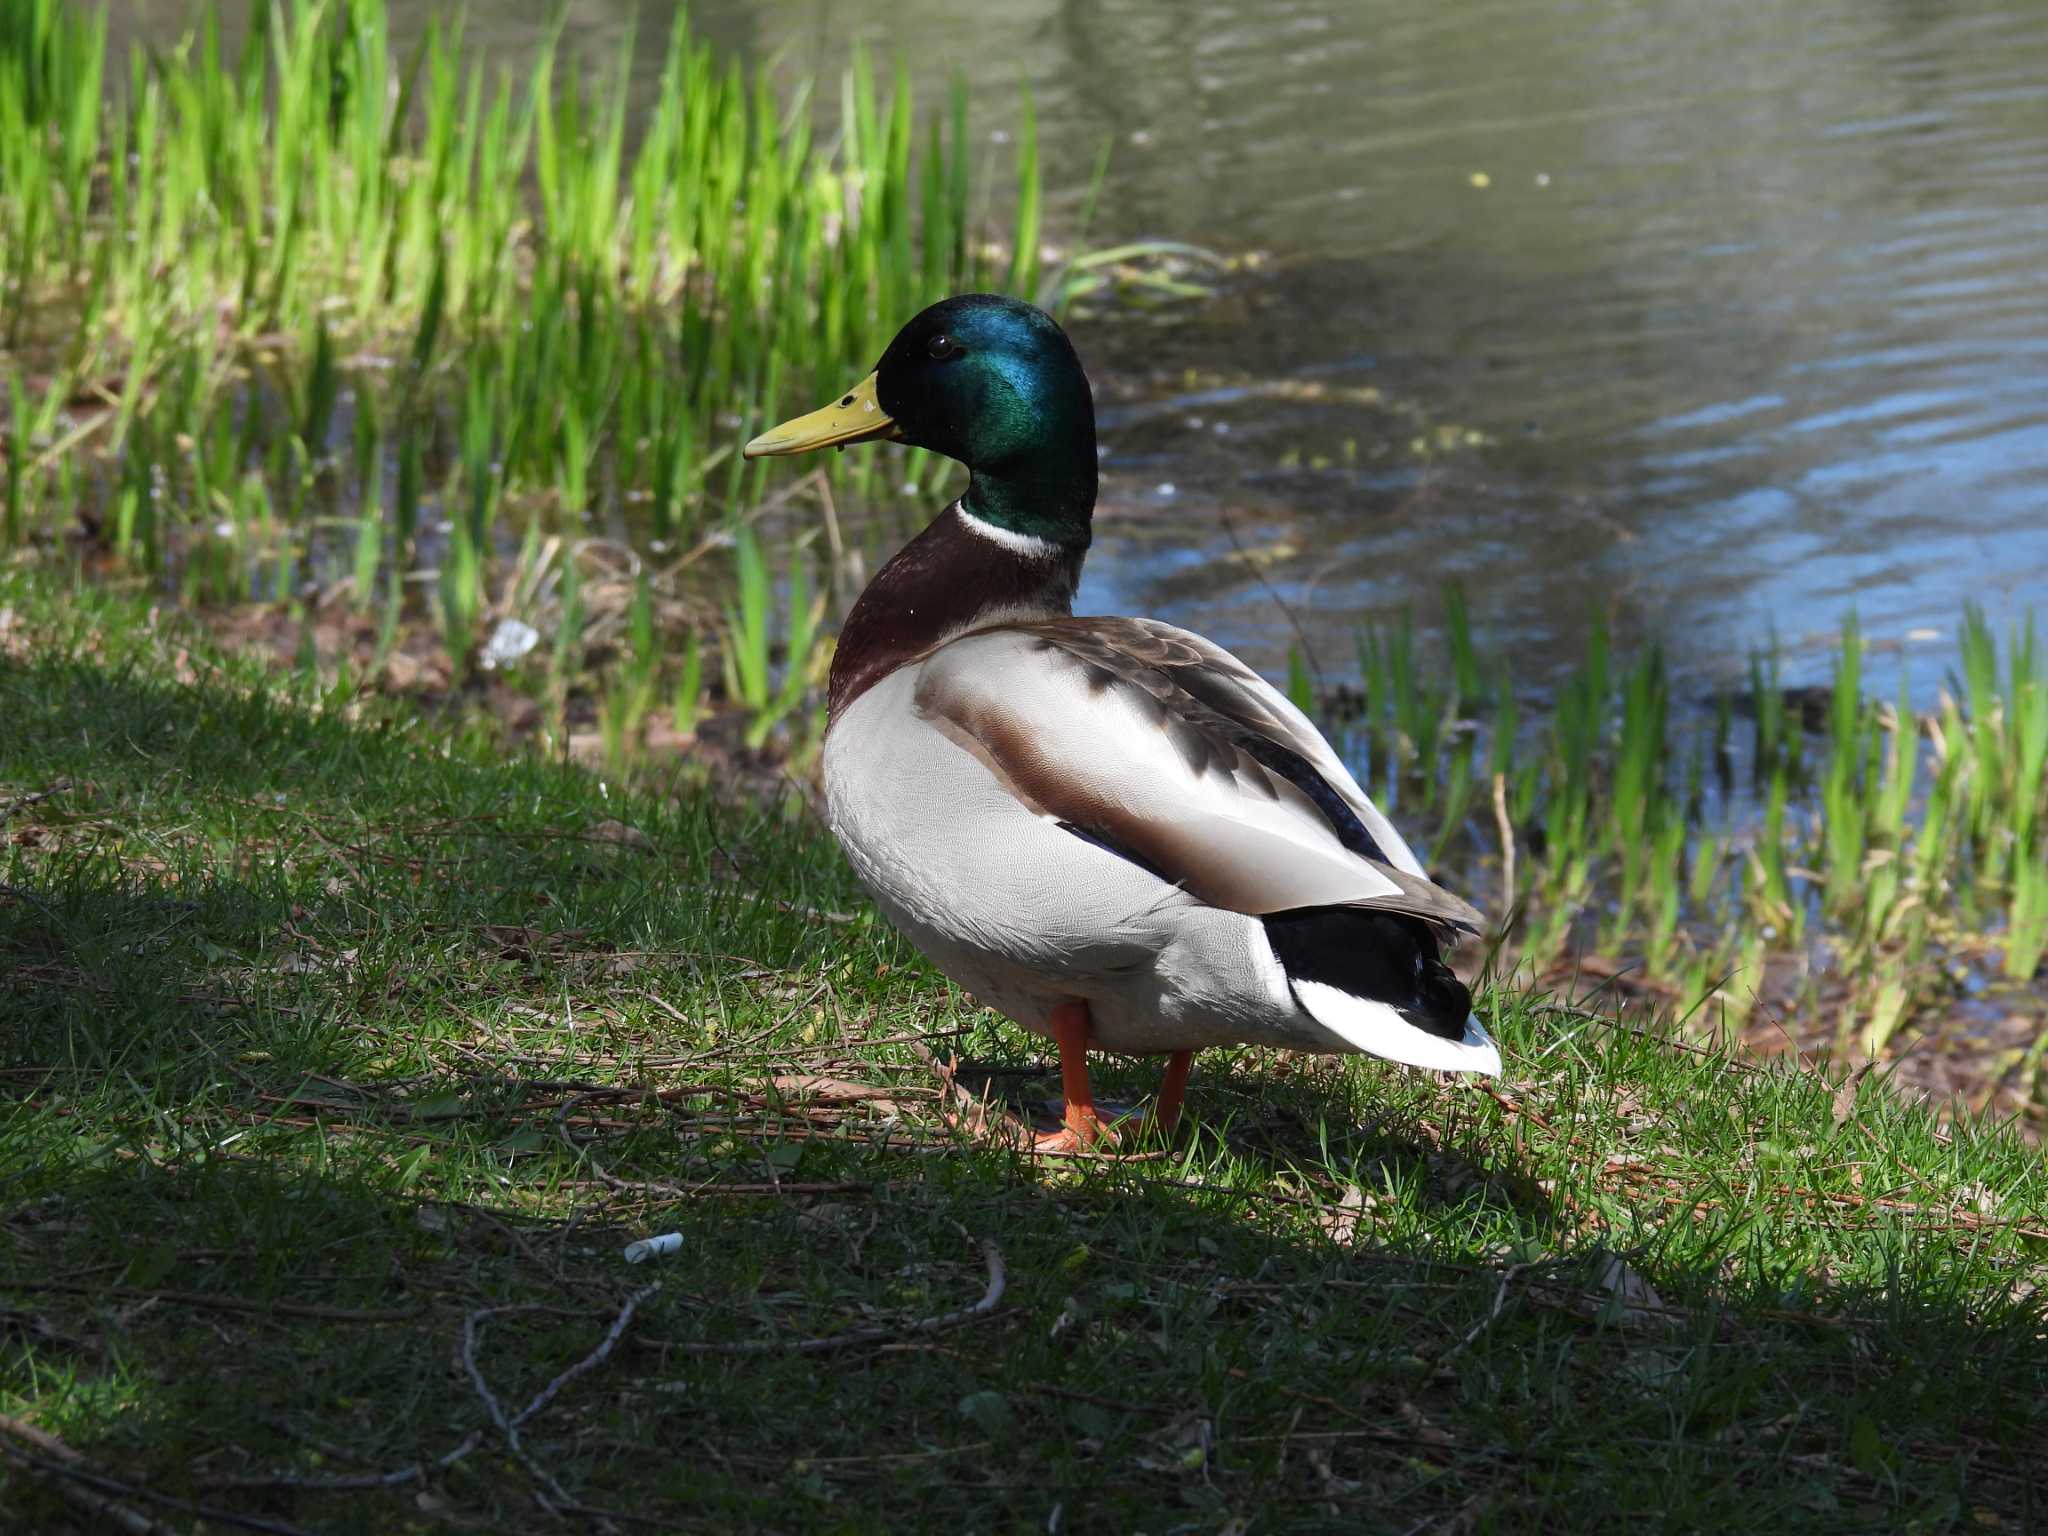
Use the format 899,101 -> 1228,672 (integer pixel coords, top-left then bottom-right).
0,1280 -> 415,1323
669,1238 -> 1004,1355
1436,1260 -> 1541,1364
0,778 -> 71,826
0,1413 -> 307,1534
0,1414 -> 174,1535
216,1284 -> 659,1500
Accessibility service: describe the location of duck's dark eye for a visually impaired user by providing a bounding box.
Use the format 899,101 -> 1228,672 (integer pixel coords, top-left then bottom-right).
926,333 -> 957,360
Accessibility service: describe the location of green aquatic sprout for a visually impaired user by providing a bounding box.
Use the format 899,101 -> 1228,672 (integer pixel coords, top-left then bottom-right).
1445,583 -> 1484,717
672,628 -> 705,741
723,525 -> 774,724
1350,590 -> 2033,1050
4,372 -> 27,545
2009,848 -> 2048,981
601,565 -> 661,771
1355,622 -> 1394,792
715,525 -> 830,754
0,0 -> 1050,636
1285,642 -> 1315,717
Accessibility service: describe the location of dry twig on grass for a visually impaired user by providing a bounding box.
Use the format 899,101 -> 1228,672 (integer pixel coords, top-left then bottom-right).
460,1284 -> 660,1531
0,1413 -> 176,1536
213,1283 -> 658,1517
911,1038 -> 1035,1150
0,778 -> 71,826
668,1237 -> 1005,1356
1492,769 -> 1515,927
0,1280 -> 414,1323
0,1412 -> 306,1535
1438,1260 -> 1542,1364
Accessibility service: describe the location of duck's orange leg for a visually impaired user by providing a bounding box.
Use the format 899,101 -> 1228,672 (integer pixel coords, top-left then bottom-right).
1149,1049 -> 1193,1139
1036,1012 -> 1194,1154
1036,1001 -> 1114,1152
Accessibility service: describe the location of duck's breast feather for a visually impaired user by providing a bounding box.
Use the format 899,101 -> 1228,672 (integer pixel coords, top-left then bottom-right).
823,665 -> 1213,1018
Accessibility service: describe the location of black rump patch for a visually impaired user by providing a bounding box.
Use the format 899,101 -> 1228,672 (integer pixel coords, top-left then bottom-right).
1262,907 -> 1469,1041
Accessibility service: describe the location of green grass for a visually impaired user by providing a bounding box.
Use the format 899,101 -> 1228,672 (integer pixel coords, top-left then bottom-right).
4,569 -> 2046,1534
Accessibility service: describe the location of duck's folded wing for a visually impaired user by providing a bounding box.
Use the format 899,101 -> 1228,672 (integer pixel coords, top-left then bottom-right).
913,618 -> 1484,937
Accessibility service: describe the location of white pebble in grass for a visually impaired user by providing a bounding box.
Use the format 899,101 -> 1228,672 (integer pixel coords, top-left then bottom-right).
480,617 -> 539,670
624,1231 -> 684,1264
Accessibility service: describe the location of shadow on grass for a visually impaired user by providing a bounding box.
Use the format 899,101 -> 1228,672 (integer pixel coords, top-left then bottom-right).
3,613 -> 2046,1533
958,1051 -> 1566,1233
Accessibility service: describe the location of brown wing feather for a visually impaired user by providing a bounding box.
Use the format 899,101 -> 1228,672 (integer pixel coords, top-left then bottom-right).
914,617 -> 1484,935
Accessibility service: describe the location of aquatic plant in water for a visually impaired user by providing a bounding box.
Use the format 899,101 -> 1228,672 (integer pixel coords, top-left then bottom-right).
0,0 -> 1045,685
1322,596 -> 2046,1083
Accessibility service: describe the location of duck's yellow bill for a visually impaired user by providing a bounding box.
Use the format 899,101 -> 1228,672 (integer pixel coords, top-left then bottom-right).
742,372 -> 901,458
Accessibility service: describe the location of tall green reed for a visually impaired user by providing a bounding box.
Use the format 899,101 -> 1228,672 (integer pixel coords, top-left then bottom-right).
0,0 -> 1051,685
1329,597 -> 2045,1058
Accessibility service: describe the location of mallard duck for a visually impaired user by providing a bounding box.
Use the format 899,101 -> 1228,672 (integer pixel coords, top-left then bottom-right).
745,295 -> 1499,1152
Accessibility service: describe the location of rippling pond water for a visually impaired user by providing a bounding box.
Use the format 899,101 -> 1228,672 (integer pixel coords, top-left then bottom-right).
116,0 -> 2048,696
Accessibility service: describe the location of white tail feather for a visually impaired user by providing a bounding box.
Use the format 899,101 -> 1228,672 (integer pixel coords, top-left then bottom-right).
1290,980 -> 1502,1076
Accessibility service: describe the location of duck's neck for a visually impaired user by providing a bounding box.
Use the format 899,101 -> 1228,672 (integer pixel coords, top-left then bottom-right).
828,503 -> 1087,721
959,418 -> 1098,548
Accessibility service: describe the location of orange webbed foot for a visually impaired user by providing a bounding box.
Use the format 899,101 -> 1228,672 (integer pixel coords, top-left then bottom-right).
1033,1027 -> 1192,1156
1033,1106 -> 1119,1155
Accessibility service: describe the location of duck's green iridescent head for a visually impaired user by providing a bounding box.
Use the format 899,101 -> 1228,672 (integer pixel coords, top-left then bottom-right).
744,294 -> 1097,548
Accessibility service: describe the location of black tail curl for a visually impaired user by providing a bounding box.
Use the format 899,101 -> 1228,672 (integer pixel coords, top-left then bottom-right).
1261,907 -> 1470,1042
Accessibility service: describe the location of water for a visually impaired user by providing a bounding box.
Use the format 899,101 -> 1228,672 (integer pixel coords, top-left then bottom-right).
114,0 -> 2048,697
